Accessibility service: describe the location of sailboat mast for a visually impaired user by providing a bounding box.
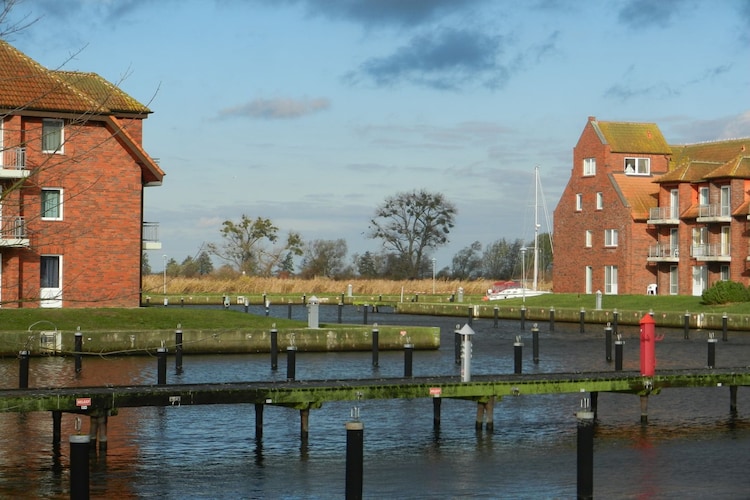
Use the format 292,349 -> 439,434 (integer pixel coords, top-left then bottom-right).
533,166 -> 539,291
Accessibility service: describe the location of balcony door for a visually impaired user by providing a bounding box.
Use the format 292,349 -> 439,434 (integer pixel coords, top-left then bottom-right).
40,255 -> 62,308
692,265 -> 707,296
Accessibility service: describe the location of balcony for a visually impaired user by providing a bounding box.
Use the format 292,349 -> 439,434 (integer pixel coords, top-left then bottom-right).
647,206 -> 679,225
691,243 -> 730,262
0,148 -> 30,179
142,221 -> 161,250
696,204 -> 731,223
0,216 -> 29,247
647,243 -> 679,262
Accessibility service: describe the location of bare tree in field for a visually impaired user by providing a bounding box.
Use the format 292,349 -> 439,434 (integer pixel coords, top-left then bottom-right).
368,189 -> 456,279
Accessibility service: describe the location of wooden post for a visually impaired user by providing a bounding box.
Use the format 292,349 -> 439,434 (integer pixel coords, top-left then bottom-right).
604,323 -> 612,362
18,350 -> 29,389
730,385 -> 738,414
432,398 -> 441,429
475,402 -> 485,431
270,327 -> 278,371
549,306 -> 555,332
532,324 -> 540,364
74,328 -> 83,373
300,408 -> 309,441
52,410 -> 62,446
640,395 -> 649,425
255,403 -> 264,440
345,420 -> 364,500
371,326 -> 379,368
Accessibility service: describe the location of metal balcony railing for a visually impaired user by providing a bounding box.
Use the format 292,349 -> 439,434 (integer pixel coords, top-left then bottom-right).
2,147 -> 26,170
698,204 -> 730,219
691,243 -> 729,258
648,206 -> 678,222
0,216 -> 26,238
648,243 -> 679,259
142,221 -> 159,242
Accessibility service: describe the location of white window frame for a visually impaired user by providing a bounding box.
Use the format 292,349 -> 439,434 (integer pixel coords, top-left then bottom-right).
585,266 -> 593,294
624,157 -> 649,175
720,185 -> 731,216
669,265 -> 678,295
596,192 -> 603,210
604,229 -> 618,247
670,189 -> 679,219
576,193 -> 582,211
583,157 -> 596,176
585,230 -> 592,248
720,265 -> 730,281
699,186 -> 709,206
41,188 -> 63,221
604,265 -> 618,294
42,119 -> 64,154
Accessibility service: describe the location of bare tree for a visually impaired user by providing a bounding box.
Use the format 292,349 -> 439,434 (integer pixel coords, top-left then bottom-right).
299,238 -> 347,278
368,189 -> 456,279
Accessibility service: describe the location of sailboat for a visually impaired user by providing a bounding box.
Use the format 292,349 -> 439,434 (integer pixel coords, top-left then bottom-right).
484,166 -> 552,301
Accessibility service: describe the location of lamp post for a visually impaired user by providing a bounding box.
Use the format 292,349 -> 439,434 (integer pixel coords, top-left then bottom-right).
521,247 -> 527,303
432,258 -> 436,295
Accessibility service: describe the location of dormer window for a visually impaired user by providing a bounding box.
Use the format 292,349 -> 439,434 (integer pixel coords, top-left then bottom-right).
624,157 -> 649,175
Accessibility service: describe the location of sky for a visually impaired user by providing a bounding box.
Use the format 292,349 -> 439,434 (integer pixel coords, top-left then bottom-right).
5,0 -> 750,273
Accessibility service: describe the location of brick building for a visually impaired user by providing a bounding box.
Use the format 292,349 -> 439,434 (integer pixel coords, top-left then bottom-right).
0,41 -> 163,307
553,116 -> 750,296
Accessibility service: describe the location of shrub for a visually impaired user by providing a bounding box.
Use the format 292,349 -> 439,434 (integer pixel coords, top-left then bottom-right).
701,280 -> 750,305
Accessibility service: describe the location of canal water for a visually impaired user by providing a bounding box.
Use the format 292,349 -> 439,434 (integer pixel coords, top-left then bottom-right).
1,305 -> 749,499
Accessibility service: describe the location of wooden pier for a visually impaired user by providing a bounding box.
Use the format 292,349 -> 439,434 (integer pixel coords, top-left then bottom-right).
1,367 -> 747,443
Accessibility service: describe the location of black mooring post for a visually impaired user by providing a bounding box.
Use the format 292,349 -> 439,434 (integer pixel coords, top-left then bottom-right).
287,302 -> 292,320
467,307 -> 473,326
577,402 -> 595,500
514,337 -> 523,374
454,325 -> 461,365
270,327 -> 278,370
708,334 -> 718,369
157,347 -> 167,385
18,350 -> 29,389
70,434 -> 91,500
371,326 -> 379,368
338,302 -> 343,324
722,313 -> 728,342
612,309 -> 618,334
684,312 -> 690,340
614,336 -> 624,371
363,305 -> 368,325
74,328 -> 83,374
52,410 -> 62,446
549,306 -> 555,332
175,324 -> 183,374
520,306 -> 526,330
579,308 -> 585,333
493,306 -> 499,328
286,346 -> 297,381
345,421 -> 364,500
604,323 -> 613,363
404,344 -> 414,377
532,324 -> 539,364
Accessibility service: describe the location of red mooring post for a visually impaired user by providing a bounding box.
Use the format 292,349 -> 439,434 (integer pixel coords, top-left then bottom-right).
639,314 -> 656,377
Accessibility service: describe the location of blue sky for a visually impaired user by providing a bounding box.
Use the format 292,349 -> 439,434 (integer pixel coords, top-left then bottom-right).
7,0 -> 750,272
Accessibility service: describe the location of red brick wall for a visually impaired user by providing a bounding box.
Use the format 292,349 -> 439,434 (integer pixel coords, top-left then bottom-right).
1,116 -> 144,307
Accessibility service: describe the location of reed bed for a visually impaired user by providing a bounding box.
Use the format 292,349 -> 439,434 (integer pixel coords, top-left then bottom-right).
142,275 -> 500,297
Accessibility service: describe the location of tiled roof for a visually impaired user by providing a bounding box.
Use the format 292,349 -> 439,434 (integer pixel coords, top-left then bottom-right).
670,139 -> 750,169
0,40 -> 150,115
703,155 -> 750,179
654,161 -> 723,183
609,172 -> 658,220
593,120 -> 671,154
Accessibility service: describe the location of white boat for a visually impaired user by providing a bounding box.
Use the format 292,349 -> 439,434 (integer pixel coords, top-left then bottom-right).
484,166 -> 552,301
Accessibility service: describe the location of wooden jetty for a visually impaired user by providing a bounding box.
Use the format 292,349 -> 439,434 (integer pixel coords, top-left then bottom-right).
1,367 -> 747,445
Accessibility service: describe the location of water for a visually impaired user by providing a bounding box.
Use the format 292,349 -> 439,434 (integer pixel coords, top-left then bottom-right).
1,305 -> 749,499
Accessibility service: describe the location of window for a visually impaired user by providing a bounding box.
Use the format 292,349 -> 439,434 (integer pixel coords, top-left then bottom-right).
41,188 -> 62,220
699,186 -> 709,206
604,229 -> 618,247
40,255 -> 60,288
596,192 -> 603,210
585,266 -> 593,294
42,119 -> 64,154
721,265 -> 730,281
583,158 -> 596,176
604,265 -> 618,294
720,185 -> 730,216
576,193 -> 582,211
624,157 -> 649,175
585,230 -> 592,247
670,189 -> 679,219
669,266 -> 678,295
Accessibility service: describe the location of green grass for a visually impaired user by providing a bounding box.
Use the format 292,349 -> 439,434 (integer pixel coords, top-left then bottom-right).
0,293 -> 746,332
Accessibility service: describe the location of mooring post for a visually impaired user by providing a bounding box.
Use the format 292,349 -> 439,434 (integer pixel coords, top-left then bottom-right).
459,324 -> 475,382
640,395 -> 649,425
549,306 -> 555,332
287,346 -> 297,381
244,297 -> 249,313
157,347 -> 167,385
614,334 -> 624,371
287,301 -> 292,320
371,325 -> 379,368
467,307 -> 473,326
514,336 -> 523,374
52,410 -> 62,446
590,392 -> 599,421
270,326 -> 278,371
579,308 -> 585,333
175,323 -> 183,374
493,306 -> 499,328
684,311 -> 690,340
722,312 -> 728,342
532,323 -> 539,364
403,343 -> 414,377
70,431 -> 90,500
475,402 -> 485,431
604,323 -> 613,363
454,324 -> 461,365
302,293 -> 306,305
612,308 -> 618,334
338,301 -> 343,324
300,408 -> 309,441
254,403 -> 264,440
97,415 -> 108,453
707,333 -> 718,369
520,305 -> 526,330
363,304 -> 368,325
485,397 -> 495,432
730,385 -> 738,415
74,327 -> 83,374
577,397 -> 595,500
18,350 -> 29,389
433,397 -> 441,429
345,420 -> 364,500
